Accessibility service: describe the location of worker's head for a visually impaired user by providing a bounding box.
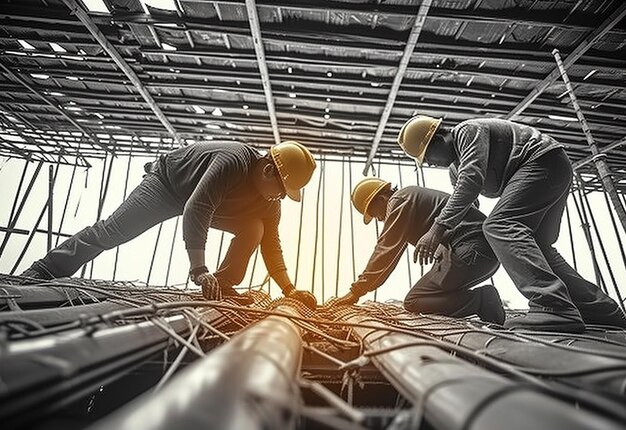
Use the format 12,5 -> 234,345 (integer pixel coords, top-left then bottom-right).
255,141 -> 316,202
351,178 -> 393,224
397,115 -> 442,166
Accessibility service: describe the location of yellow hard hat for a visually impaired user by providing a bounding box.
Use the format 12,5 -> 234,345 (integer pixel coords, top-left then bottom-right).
351,177 -> 391,224
397,115 -> 442,165
270,140 -> 316,202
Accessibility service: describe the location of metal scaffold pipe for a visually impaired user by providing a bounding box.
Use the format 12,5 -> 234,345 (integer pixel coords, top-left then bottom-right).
552,48 -> 626,235
342,313 -> 624,430
88,304 -> 303,430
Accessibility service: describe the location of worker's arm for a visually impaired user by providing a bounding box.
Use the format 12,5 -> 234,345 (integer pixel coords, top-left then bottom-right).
349,198 -> 411,299
184,153 -> 246,271
449,163 -> 479,209
259,204 -> 292,293
435,121 -> 488,230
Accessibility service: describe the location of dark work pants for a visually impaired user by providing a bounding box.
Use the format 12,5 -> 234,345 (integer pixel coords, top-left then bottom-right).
404,237 -> 499,317
482,148 -> 623,321
30,174 -> 263,287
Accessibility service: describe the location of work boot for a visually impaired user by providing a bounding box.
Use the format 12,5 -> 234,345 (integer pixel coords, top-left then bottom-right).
19,262 -> 54,282
476,284 -> 505,325
504,310 -> 585,333
221,286 -> 254,305
581,310 -> 626,330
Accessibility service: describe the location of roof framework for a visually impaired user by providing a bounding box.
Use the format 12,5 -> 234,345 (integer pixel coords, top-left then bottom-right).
0,0 -> 625,185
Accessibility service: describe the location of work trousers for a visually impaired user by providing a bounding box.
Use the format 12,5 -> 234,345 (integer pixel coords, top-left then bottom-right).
482,148 -> 623,321
30,174 -> 263,287
404,236 -> 499,317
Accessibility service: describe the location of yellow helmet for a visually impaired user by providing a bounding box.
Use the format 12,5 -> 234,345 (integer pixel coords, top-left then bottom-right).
351,177 -> 391,224
270,140 -> 316,202
397,115 -> 442,165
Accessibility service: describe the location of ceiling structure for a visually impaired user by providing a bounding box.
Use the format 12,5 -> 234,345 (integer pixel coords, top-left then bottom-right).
0,0 -> 625,184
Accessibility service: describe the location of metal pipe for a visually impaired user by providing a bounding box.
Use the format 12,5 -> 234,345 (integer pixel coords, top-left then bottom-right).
0,313 -> 195,429
0,161 -> 43,257
572,136 -> 626,170
506,2 -> 626,119
87,304 -> 303,430
47,165 -> 54,252
342,313 -> 624,430
244,0 -> 281,144
363,0 -> 432,174
553,48 -> 626,234
61,0 -> 182,145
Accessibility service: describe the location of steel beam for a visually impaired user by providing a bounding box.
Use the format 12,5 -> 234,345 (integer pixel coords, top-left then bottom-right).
363,0 -> 432,175
506,2 -> 626,119
245,0 -> 281,144
61,0 -> 182,145
0,61 -> 107,153
343,313 -> 624,430
552,49 -> 626,234
87,304 -> 303,430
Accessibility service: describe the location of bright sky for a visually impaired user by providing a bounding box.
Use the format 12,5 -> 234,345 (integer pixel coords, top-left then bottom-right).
1,150 -> 625,310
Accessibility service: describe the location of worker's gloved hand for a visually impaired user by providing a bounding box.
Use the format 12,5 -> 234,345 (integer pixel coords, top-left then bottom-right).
414,223 -> 446,266
190,266 -> 222,301
283,284 -> 317,310
334,291 -> 360,307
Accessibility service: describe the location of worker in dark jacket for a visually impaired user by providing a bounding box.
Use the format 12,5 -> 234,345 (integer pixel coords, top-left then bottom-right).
20,141 -> 317,308
334,178 -> 505,325
397,116 -> 626,332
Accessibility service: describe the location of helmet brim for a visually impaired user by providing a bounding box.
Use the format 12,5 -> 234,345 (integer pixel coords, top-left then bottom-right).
286,187 -> 301,202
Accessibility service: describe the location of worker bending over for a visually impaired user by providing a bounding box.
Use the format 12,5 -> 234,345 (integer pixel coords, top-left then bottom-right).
334,178 -> 505,325
398,116 -> 626,332
21,141 -> 317,308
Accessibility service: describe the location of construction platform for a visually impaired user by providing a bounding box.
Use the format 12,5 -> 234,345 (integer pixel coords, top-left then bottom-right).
1,273 -> 626,430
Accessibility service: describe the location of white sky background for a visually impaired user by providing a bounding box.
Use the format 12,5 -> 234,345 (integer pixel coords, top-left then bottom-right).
0,151 -> 625,310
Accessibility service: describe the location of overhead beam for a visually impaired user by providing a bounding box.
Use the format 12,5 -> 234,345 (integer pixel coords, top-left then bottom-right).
244,0 -> 280,144
506,2 -> 626,119
363,0 -> 432,175
0,61 -> 109,154
5,3 -> 626,38
61,0 -> 182,146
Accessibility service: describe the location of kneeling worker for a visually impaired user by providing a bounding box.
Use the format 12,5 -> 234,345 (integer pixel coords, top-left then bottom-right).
335,178 -> 505,324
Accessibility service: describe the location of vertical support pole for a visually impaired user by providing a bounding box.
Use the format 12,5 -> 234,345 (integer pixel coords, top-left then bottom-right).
165,217 -> 179,286
572,183 -> 605,291
564,196 -> 577,271
294,188 -> 306,286
311,157 -> 325,296
321,155 -> 326,302
348,158 -> 356,280
335,157 -> 345,297
553,49 -> 626,233
47,165 -> 54,252
0,161 -> 43,257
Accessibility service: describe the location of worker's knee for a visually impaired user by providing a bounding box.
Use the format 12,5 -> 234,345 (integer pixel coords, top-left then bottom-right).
235,219 -> 264,244
403,295 -> 420,313
482,216 -> 506,242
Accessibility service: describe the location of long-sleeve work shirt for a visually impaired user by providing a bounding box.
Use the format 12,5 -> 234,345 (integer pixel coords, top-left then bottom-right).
153,142 -> 287,280
350,186 -> 487,296
435,118 -> 562,230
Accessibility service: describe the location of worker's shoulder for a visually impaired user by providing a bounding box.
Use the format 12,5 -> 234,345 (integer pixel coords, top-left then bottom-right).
186,141 -> 261,163
394,185 -> 450,201
453,117 -> 511,131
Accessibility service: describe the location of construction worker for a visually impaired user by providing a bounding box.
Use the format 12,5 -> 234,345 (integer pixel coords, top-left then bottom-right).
397,115 -> 626,332
20,141 -> 318,308
334,178 -> 505,325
